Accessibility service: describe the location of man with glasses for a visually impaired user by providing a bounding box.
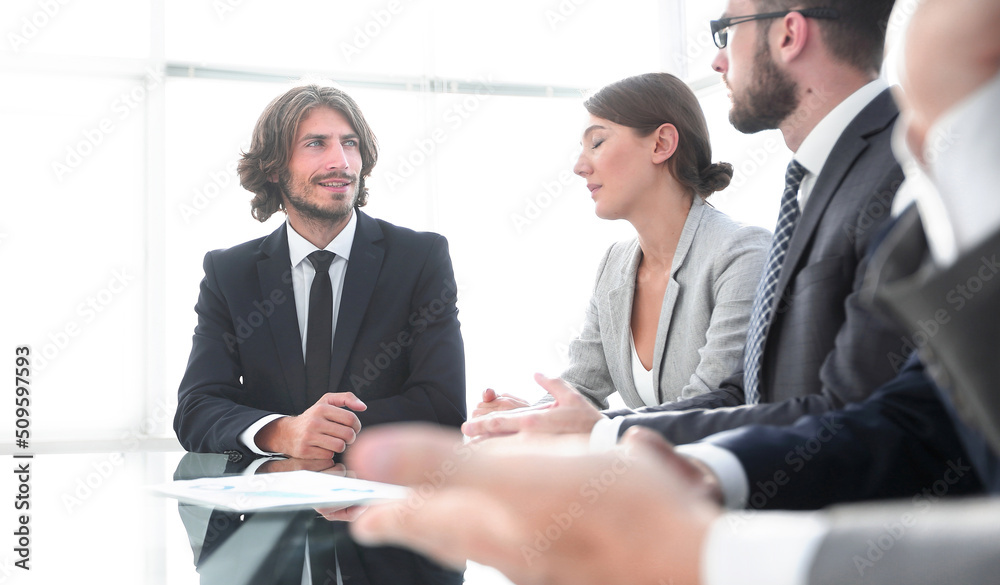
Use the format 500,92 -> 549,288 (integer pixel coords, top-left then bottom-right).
466,0 -> 910,457
710,7 -> 838,52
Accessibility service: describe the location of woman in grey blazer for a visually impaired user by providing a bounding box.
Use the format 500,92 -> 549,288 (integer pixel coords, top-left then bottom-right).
477,73 -> 769,412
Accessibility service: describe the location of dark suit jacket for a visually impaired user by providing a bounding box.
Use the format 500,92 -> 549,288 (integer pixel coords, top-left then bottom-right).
608,89 -> 908,444
173,209 -> 466,458
708,210 -> 1000,510
868,208 -> 1000,488
800,213 -> 1000,585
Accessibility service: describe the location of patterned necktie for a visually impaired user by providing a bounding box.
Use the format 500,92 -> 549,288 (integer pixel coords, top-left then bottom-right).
743,159 -> 807,404
305,250 -> 336,399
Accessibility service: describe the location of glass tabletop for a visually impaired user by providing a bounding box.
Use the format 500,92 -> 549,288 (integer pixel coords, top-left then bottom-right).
0,449 -> 512,585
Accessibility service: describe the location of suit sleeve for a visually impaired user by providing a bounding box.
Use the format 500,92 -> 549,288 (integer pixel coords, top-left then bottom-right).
805,498 -> 1000,585
706,358 -> 982,510
559,245 -> 618,410
610,168 -> 908,444
173,252 -> 282,455
353,235 -> 466,430
602,372 -> 747,419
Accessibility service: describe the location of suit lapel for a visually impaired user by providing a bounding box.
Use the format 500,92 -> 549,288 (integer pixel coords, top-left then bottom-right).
256,223 -> 309,414
323,210 -> 385,402
606,241 -> 642,407
652,198 -> 704,402
774,89 -> 898,298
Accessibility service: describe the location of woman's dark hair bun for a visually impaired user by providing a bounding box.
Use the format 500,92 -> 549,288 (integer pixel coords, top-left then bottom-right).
697,162 -> 734,198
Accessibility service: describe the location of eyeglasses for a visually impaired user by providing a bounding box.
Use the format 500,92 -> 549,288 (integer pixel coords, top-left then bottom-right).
710,7 -> 839,49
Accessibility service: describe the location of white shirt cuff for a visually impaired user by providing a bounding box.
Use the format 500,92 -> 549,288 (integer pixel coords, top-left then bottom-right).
239,413 -> 288,457
589,416 -> 625,452
676,443 -> 749,509
703,511 -> 829,585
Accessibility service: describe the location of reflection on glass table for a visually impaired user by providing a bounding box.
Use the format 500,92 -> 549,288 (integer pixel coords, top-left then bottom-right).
172,452 -> 464,585
0,449 -> 509,584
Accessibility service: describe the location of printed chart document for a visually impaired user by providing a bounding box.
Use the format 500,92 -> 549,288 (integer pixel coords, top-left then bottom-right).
152,470 -> 410,512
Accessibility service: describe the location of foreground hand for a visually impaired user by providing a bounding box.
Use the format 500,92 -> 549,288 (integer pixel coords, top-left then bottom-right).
346,424 -> 718,585
462,374 -> 602,439
257,392 -> 367,459
618,428 -> 725,506
472,388 -> 531,418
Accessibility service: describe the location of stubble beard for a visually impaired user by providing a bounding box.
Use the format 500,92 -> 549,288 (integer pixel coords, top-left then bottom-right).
728,38 -> 800,134
279,171 -> 359,225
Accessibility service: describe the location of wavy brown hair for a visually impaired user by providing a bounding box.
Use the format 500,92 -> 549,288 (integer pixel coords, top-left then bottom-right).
584,72 -> 732,199
239,84 -> 379,222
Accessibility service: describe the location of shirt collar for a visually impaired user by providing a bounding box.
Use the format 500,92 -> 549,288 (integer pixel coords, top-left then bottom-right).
286,210 -> 358,267
794,79 -> 888,175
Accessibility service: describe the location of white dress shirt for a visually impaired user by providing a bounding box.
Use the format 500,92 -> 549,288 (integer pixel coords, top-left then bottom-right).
238,212 -> 358,456
794,79 -> 888,208
630,332 -> 658,407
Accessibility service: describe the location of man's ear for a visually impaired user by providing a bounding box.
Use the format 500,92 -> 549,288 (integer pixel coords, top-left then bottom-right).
652,123 -> 679,164
775,11 -> 809,63
267,172 -> 278,183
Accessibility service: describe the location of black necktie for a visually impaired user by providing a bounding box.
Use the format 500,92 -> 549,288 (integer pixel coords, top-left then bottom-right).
306,251 -> 336,399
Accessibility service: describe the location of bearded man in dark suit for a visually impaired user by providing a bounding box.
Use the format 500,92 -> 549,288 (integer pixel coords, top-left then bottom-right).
174,84 -> 466,462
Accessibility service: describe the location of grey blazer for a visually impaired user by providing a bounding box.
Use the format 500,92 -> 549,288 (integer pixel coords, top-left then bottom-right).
560,197 -> 770,409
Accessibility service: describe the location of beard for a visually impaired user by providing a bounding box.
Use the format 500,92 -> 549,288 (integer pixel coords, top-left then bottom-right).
728,38 -> 800,134
279,170 -> 359,224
